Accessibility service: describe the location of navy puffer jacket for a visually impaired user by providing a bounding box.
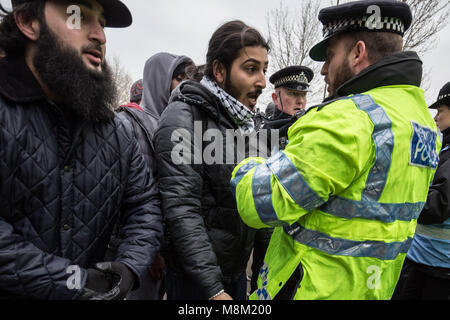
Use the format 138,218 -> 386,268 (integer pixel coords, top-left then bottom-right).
0,58 -> 163,299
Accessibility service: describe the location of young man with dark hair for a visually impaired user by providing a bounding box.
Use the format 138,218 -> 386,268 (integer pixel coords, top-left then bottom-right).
154,20 -> 269,300
0,0 -> 162,300
231,0 -> 440,300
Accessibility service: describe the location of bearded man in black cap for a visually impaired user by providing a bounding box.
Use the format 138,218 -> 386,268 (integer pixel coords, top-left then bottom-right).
232,0 -> 440,300
0,0 -> 163,300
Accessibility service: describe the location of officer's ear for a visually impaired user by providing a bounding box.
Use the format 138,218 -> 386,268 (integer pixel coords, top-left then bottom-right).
272,92 -> 278,104
213,60 -> 226,88
350,40 -> 368,64
349,40 -> 369,70
14,10 -> 41,41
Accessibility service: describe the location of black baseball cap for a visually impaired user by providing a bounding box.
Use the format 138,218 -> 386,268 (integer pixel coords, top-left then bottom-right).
11,0 -> 132,28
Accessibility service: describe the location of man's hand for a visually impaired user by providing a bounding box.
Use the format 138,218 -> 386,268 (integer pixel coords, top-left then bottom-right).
94,261 -> 136,300
78,262 -> 136,300
148,253 -> 165,280
78,268 -> 114,300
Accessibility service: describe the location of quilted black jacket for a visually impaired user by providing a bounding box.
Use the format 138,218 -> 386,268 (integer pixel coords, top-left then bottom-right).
154,80 -> 256,299
0,57 -> 163,299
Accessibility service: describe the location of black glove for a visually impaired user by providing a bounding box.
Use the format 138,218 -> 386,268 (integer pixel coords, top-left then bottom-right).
78,268 -> 114,300
292,109 -> 306,121
92,262 -> 136,300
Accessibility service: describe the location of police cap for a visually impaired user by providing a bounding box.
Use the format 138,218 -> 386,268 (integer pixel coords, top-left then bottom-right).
269,66 -> 314,92
309,0 -> 412,61
429,82 -> 450,109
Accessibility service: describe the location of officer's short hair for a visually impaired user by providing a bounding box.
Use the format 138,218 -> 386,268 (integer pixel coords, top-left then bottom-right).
334,31 -> 403,64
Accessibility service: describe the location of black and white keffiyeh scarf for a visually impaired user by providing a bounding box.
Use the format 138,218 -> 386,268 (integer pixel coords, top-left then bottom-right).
201,76 -> 255,134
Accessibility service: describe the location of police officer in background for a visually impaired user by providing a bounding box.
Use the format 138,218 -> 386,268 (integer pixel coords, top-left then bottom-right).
262,66 -> 313,153
393,82 -> 450,300
231,0 -> 439,300
249,66 -> 313,294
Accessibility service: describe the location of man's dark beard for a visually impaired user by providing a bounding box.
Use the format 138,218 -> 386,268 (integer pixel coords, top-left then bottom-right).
224,69 -> 238,99
224,70 -> 261,111
328,60 -> 355,98
33,22 -> 117,122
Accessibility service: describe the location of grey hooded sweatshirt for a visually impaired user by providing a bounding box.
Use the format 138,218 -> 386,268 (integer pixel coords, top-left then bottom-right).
140,52 -> 194,140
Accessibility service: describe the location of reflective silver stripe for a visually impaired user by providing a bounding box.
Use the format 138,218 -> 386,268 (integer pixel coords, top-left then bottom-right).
230,160 -> 259,197
285,223 -> 413,260
415,224 -> 450,240
351,94 -> 394,202
321,197 -> 425,223
266,151 -> 325,212
252,163 -> 288,227
319,95 -> 414,223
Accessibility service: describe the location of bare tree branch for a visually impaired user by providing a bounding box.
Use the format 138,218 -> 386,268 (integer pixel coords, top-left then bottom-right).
263,0 -> 450,108
264,0 -> 324,107
109,55 -> 134,108
403,0 -> 450,54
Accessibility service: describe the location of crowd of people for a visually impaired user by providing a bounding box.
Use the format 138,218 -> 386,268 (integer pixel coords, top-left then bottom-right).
0,0 -> 448,300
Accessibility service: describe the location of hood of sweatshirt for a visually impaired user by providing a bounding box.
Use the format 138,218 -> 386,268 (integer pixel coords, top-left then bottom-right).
140,52 -> 193,120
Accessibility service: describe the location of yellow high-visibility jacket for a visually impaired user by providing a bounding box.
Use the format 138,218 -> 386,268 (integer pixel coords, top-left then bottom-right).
231,85 -> 440,300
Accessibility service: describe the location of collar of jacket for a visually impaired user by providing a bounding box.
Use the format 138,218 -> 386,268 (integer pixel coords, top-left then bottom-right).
169,79 -> 237,129
441,127 -> 450,147
0,56 -> 47,103
323,51 -> 423,103
263,107 -> 292,130
272,106 -> 292,121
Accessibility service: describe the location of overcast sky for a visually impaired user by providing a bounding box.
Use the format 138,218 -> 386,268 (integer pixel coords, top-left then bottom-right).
2,0 -> 449,111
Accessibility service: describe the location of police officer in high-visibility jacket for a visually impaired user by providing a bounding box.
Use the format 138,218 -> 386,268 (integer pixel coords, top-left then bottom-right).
231,0 -> 440,300
393,82 -> 450,300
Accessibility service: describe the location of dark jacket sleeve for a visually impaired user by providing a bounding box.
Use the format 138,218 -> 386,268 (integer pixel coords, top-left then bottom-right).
0,217 -> 88,299
116,108 -> 157,176
154,101 -> 224,299
418,157 -> 450,225
115,122 -> 163,288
